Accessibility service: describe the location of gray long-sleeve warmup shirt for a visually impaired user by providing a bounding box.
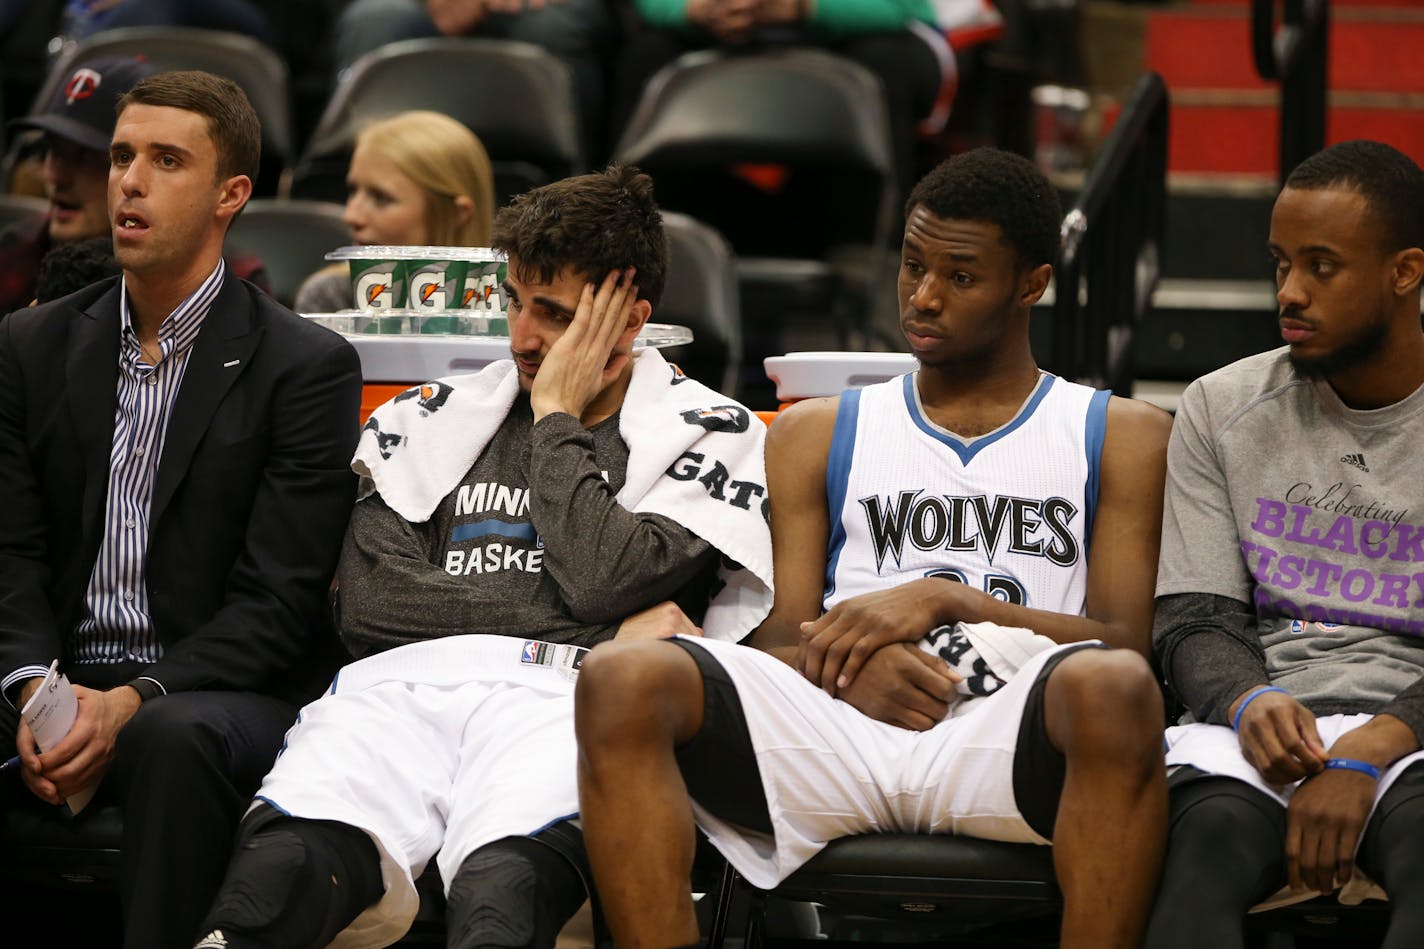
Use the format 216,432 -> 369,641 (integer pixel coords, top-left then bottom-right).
336,394 -> 720,658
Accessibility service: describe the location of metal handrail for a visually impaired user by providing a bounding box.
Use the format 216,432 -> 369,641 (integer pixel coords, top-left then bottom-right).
1252,0 -> 1330,181
1051,72 -> 1169,397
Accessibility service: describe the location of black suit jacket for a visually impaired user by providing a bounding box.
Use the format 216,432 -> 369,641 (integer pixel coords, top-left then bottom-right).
0,273 -> 363,705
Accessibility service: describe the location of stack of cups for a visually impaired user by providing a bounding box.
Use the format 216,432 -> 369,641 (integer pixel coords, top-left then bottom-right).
328,246 -> 510,335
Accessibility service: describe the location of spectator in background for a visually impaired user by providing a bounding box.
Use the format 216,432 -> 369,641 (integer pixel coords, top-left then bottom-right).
33,234 -> 120,304
0,56 -> 271,316
293,110 -> 496,312
611,0 -> 952,202
58,0 -> 275,44
329,0 -> 613,156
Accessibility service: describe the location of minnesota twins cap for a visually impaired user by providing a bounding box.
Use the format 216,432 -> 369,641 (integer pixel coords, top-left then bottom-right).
10,56 -> 158,153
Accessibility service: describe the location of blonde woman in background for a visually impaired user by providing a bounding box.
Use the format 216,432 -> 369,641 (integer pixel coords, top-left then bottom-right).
295,110 -> 496,312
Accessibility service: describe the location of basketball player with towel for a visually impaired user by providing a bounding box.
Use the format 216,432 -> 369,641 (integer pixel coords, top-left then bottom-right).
575,147 -> 1173,949
192,165 -> 773,949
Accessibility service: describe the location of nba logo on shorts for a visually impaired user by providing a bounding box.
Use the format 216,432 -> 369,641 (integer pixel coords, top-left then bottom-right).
521,641 -> 539,663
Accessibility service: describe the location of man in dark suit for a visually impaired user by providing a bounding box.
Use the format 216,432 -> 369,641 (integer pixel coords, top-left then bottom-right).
0,70 -> 363,948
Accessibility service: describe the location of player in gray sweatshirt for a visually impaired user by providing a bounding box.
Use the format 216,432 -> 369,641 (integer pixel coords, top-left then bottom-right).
193,166 -> 756,949
1150,140 -> 1424,948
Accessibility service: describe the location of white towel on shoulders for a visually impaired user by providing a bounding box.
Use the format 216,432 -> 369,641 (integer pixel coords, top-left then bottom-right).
351,348 -> 772,640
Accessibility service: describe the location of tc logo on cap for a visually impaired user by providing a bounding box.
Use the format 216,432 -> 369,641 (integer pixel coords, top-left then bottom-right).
64,68 -> 103,106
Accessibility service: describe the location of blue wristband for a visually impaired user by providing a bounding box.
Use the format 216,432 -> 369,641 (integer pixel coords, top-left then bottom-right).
1231,685 -> 1287,732
1325,758 -> 1382,781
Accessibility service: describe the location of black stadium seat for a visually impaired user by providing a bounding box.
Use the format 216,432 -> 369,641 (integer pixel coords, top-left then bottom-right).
288,37 -> 584,207
707,833 -> 1061,948
224,197 -> 350,309
614,47 -> 899,364
657,211 -> 742,397
0,802 -> 123,891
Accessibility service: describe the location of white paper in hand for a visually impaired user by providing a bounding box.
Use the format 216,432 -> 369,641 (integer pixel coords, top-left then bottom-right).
19,660 -> 98,815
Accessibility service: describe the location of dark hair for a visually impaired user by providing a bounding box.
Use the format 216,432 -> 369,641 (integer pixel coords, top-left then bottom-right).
905,148 -> 1062,269
35,236 -> 120,303
1285,140 -> 1424,253
492,163 -> 668,307
117,70 -> 261,183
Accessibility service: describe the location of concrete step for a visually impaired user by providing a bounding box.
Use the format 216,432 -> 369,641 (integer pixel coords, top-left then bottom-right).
1132,378 -> 1189,414
1161,175 -> 1275,280
1133,277 -> 1280,379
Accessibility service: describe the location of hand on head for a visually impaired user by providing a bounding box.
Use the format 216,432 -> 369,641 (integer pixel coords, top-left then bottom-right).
529,268 -> 641,423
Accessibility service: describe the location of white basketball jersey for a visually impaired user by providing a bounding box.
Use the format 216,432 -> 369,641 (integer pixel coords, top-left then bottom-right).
824,372 -> 1109,616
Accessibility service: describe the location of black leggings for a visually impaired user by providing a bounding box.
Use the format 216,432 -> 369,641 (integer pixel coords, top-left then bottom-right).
1146,763 -> 1424,949
1358,763 -> 1424,948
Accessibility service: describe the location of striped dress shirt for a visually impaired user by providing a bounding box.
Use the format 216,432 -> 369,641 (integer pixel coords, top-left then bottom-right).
1,262 -> 226,702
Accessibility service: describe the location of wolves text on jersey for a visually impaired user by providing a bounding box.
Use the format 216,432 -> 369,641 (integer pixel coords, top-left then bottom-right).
860,490 -> 1080,573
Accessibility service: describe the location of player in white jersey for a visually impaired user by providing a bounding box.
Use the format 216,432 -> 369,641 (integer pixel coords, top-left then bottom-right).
573,147 -> 1175,949
823,369 -> 1107,621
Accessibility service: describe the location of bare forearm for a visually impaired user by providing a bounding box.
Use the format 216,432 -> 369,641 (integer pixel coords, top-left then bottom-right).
1331,714 -> 1421,771
918,578 -> 1147,655
946,589 -> 1143,653
747,604 -> 812,652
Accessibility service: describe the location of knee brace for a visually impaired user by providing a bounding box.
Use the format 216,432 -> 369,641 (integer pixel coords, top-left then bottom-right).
196,804 -> 383,949
445,833 -> 589,949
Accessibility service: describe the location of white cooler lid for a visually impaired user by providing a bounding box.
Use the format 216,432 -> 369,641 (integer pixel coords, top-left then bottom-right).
762,351 -> 918,401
